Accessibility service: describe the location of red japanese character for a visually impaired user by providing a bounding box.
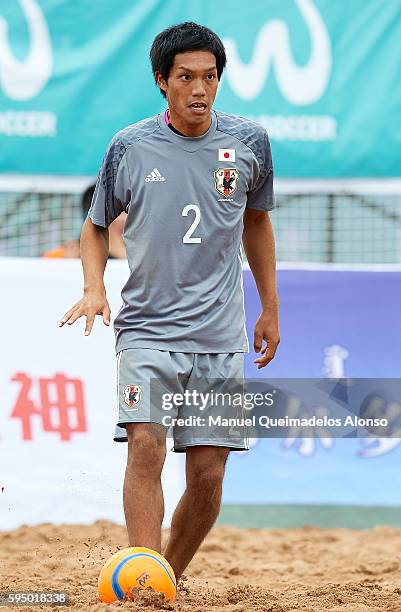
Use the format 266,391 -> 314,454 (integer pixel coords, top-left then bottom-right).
11,373 -> 86,441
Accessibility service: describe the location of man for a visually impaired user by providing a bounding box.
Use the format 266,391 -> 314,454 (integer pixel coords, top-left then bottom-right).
59,22 -> 280,583
43,185 -> 127,259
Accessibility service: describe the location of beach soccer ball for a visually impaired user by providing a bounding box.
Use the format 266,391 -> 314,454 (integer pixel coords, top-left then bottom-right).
98,546 -> 176,603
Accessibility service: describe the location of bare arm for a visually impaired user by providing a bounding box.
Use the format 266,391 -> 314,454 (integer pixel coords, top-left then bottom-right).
59,217 -> 111,335
242,208 -> 280,368
108,212 -> 127,259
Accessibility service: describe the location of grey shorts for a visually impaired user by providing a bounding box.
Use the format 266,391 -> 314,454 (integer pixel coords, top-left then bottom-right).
114,348 -> 249,452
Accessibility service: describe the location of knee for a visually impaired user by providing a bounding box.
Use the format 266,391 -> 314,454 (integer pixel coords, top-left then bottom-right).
126,424 -> 166,477
187,458 -> 227,494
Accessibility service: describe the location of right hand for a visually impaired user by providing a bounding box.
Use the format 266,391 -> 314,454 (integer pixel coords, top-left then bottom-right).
58,288 -> 111,336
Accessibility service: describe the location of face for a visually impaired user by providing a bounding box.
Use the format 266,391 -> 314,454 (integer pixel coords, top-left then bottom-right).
156,51 -> 219,136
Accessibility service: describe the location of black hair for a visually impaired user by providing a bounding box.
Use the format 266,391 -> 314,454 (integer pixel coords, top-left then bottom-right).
82,184 -> 95,218
150,22 -> 226,98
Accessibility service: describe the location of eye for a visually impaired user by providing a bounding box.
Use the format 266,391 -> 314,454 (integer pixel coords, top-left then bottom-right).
180,75 -> 191,81
206,74 -> 215,80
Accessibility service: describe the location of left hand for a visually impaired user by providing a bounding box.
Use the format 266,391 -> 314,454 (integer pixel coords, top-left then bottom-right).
253,308 -> 280,369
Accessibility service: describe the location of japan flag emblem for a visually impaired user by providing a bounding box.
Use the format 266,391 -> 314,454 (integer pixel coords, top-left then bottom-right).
218,148 -> 235,162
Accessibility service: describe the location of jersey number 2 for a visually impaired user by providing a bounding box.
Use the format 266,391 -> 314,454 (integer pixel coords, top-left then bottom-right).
182,204 -> 201,244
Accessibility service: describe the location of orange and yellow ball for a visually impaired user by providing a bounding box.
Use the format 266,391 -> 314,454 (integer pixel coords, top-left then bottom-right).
98,546 -> 176,603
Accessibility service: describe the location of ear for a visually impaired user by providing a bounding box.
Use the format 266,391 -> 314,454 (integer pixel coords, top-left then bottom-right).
155,71 -> 167,95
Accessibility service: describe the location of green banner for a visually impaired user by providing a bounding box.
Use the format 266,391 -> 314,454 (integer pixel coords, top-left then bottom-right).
0,0 -> 400,177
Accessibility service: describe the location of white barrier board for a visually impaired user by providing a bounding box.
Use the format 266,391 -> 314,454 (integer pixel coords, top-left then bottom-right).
0,257 -> 185,530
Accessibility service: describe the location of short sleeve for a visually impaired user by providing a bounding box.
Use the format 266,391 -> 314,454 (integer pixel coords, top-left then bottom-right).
246,131 -> 275,212
88,136 -> 131,228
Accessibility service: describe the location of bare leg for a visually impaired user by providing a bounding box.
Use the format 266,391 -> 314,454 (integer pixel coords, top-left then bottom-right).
163,446 -> 230,580
124,423 -> 167,552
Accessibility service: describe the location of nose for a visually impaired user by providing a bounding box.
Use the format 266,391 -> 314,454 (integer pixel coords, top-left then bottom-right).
191,77 -> 206,97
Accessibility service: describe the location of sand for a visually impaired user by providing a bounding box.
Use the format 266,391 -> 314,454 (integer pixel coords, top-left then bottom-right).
1,521 -> 401,611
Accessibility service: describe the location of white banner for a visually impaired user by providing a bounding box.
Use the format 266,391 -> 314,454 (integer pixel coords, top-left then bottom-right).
0,257 -> 185,530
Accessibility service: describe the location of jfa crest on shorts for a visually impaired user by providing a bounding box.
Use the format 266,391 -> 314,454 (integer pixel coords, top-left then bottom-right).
123,384 -> 142,409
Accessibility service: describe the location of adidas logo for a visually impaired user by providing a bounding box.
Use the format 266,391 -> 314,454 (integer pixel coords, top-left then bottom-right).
145,168 -> 165,182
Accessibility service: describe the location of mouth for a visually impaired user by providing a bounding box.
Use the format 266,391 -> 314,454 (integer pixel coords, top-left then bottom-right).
188,102 -> 208,114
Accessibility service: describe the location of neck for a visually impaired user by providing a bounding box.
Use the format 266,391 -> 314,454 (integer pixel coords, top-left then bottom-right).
167,108 -> 212,137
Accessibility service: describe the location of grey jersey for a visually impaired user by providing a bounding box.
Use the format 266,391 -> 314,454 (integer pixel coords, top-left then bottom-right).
89,110 -> 275,354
